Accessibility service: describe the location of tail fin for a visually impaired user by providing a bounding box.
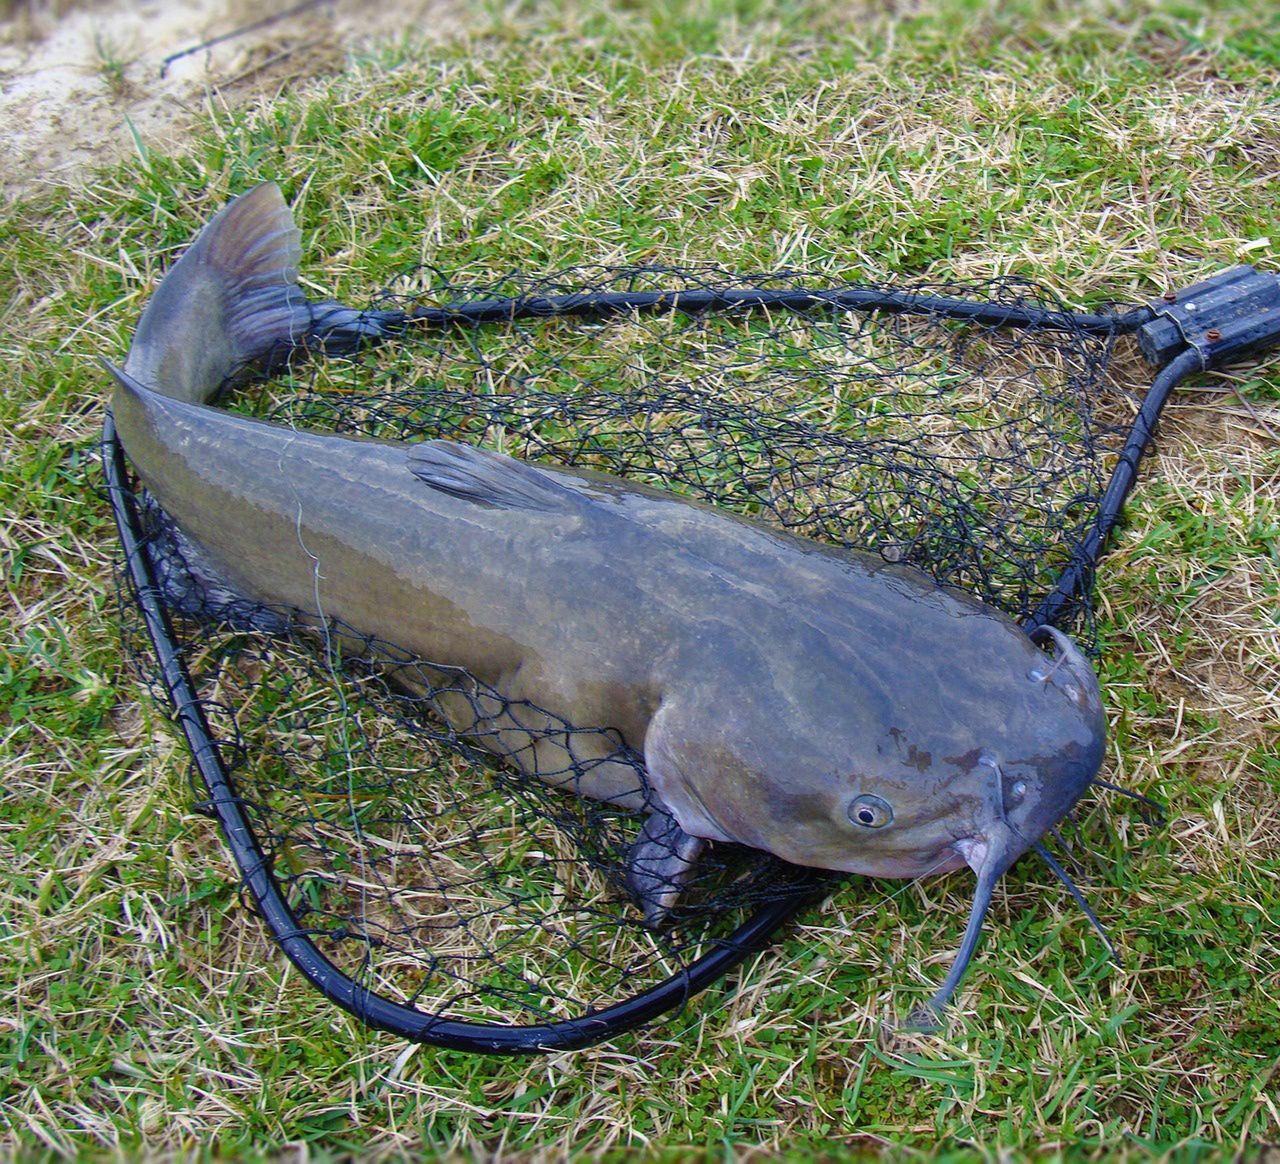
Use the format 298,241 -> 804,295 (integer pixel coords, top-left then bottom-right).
122,183 -> 308,403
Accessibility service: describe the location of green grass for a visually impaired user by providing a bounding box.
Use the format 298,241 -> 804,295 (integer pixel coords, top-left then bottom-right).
3,0 -> 1279,1157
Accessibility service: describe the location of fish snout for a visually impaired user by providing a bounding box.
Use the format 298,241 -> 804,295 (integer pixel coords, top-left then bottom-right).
1025,625 -> 1107,830
981,747 -> 1099,862
999,740 -> 1103,866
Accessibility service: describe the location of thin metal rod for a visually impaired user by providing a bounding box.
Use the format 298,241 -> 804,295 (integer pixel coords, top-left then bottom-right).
1026,346 -> 1203,631
161,0 -> 328,77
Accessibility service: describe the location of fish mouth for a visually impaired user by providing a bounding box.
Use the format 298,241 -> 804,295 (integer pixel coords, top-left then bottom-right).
953,834 -> 1005,876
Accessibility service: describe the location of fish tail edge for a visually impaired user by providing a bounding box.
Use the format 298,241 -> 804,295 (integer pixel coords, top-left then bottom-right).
121,182 -> 308,403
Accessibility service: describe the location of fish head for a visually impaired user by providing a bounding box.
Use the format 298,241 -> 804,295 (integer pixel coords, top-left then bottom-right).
837,621 -> 1106,880
821,619 -> 1107,1023
645,615 -> 1105,1018
837,618 -> 1108,1021
660,619 -> 1104,878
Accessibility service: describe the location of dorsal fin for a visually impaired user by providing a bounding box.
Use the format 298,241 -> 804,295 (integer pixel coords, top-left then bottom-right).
406,440 -> 584,513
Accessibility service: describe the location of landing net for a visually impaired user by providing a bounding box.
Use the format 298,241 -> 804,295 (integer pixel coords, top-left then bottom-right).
106,266 -> 1167,1050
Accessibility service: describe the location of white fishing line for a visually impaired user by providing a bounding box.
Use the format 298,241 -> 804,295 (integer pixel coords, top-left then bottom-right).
277,428 -> 380,993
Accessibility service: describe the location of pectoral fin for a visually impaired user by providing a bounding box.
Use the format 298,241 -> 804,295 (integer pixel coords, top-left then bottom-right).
626,805 -> 706,927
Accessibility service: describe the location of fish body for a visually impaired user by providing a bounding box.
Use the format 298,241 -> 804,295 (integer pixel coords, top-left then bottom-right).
108,184 -> 1108,1017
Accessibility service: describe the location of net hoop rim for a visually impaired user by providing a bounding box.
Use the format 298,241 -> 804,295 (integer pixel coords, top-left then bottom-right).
101,269 -> 1204,1051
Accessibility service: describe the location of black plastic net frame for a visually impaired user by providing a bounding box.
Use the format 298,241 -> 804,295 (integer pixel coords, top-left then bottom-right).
102,260 -> 1247,1053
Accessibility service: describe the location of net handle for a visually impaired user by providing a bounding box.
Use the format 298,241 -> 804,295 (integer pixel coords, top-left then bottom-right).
398,282 -> 1154,333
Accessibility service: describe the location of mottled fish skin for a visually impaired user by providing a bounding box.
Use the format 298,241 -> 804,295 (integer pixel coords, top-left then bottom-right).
106,184 -> 1108,1015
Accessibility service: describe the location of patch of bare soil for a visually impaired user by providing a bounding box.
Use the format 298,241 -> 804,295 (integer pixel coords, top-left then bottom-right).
0,0 -> 466,201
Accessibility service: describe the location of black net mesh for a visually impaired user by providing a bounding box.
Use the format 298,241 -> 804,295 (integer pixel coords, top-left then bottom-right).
111,267 -> 1145,1033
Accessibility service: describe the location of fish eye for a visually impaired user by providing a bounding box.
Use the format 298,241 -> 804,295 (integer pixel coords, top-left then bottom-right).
1008,779 -> 1028,802
849,794 -> 894,829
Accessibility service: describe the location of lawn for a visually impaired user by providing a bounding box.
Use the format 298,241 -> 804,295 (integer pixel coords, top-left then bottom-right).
3,0 -> 1278,1157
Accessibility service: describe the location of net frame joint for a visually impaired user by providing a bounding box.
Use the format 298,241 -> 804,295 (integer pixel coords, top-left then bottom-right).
1138,265 -> 1280,370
